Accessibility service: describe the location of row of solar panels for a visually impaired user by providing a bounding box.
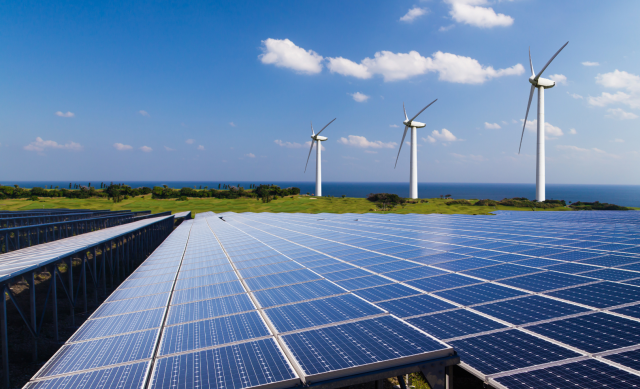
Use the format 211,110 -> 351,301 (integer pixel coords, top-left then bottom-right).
24,213 -> 454,388
206,211 -> 640,388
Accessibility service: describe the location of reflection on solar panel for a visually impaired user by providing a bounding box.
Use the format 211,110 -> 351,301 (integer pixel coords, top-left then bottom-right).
28,210 -> 640,389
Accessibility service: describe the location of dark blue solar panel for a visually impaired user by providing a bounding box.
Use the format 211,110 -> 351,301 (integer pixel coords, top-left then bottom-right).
406,273 -> 481,292
581,268 -> 640,281
265,295 -> 384,333
253,280 -> 346,308
366,260 -> 422,273
171,281 -> 246,304
435,283 -> 526,306
462,264 -> 541,281
70,308 -> 165,342
384,266 -> 448,282
603,349 -> 640,371
24,361 -> 149,389
527,312 -> 640,353
449,330 -> 580,375
353,283 -> 420,302
159,311 -> 270,356
312,263 -> 356,274
407,309 -> 506,339
512,258 -> 564,268
323,268 -> 373,281
473,295 -> 589,325
174,272 -> 239,290
92,293 -> 170,318
334,275 -> 394,290
166,294 -> 255,326
177,264 -> 234,279
244,269 -> 321,291
611,304 -> 640,319
433,258 -> 501,272
35,329 -> 157,378
578,255 -> 640,267
107,282 -> 174,301
482,253 -> 532,262
238,261 -> 303,278
498,272 -> 594,292
544,251 -> 603,261
545,262 -> 600,274
391,248 -> 442,259
495,359 -> 640,389
618,262 -> 640,272
376,295 -> 455,317
150,338 -> 298,389
281,316 -> 448,379
305,258 -> 344,268
545,282 -> 640,308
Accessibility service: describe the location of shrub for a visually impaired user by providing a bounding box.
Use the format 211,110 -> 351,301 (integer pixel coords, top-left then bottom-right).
446,199 -> 472,206
176,196 -> 188,201
474,199 -> 498,206
29,195 -> 39,201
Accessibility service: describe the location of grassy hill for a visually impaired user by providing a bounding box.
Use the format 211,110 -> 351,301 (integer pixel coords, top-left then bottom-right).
0,195 -> 588,215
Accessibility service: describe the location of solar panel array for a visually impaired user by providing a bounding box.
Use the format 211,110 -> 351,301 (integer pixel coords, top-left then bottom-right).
25,213 -> 454,389
201,210 -> 640,389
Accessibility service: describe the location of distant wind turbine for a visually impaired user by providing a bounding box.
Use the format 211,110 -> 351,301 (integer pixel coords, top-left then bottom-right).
394,99 -> 437,199
518,41 -> 569,202
305,118 -> 336,197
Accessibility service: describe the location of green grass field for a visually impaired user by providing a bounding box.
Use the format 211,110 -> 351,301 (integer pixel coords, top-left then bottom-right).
0,195 -> 589,215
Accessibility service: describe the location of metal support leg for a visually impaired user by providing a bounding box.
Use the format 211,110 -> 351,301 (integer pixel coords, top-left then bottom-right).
421,365 -> 446,389
28,272 -> 37,361
0,286 -> 9,389
92,247 -> 98,304
68,257 -> 74,328
397,376 -> 407,389
82,255 -> 87,312
52,267 -> 58,342
446,365 -> 453,389
375,380 -> 383,389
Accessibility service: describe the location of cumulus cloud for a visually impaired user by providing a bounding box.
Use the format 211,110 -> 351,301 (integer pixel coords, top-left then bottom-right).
245,153 -> 256,158
522,120 -> 564,139
185,139 -> 195,144
445,0 -> 513,28
275,140 -> 303,148
326,57 -> 372,79
259,38 -> 323,74
24,137 -> 83,152
589,91 -> 640,109
400,7 -> 428,23
197,145 -> 205,150
164,146 -> 174,151
139,110 -> 149,117
589,70 -> 640,111
140,146 -> 152,152
113,143 -> 133,151
439,25 -> 455,32
606,108 -> 638,120
569,128 -> 577,135
350,92 -> 370,102
596,70 -> 640,92
55,111 -> 75,118
582,61 -> 600,67
429,129 -> 458,142
568,92 -> 583,99
484,122 -> 501,129
337,135 -> 396,149
390,124 -> 399,128
548,74 -> 567,85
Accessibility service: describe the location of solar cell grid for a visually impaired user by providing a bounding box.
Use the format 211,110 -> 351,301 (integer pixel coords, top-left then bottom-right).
498,272 -> 595,292
461,264 -> 541,281
434,283 -> 526,306
406,273 -> 482,292
545,281 -> 640,308
407,309 -> 507,339
433,258 -> 501,272
376,294 -> 456,317
353,283 -> 421,302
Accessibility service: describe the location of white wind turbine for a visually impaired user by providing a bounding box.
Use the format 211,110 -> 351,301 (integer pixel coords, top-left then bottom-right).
394,99 -> 437,199
305,118 -> 336,197
518,41 -> 569,202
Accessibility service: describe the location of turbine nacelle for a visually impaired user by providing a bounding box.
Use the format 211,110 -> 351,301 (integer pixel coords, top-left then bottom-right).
312,135 -> 328,141
529,76 -> 556,89
403,120 -> 426,128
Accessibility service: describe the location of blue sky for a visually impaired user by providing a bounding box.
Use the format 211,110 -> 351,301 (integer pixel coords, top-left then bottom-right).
1,0 -> 639,184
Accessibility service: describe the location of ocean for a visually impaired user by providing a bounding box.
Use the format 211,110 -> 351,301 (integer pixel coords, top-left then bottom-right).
4,181 -> 640,207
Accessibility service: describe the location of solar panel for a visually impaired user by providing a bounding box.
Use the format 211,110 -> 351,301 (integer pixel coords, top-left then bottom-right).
407,309 -> 506,339
472,295 -> 589,325
24,361 -> 150,389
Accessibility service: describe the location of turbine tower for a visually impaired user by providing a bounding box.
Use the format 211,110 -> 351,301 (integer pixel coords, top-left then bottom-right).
305,118 -> 336,197
394,99 -> 437,199
519,41 -> 569,202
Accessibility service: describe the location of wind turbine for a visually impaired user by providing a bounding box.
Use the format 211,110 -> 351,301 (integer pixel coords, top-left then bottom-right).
305,118 -> 336,197
518,41 -> 569,202
394,99 -> 437,199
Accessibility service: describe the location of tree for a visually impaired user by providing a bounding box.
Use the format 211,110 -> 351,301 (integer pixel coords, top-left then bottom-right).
218,184 -> 221,189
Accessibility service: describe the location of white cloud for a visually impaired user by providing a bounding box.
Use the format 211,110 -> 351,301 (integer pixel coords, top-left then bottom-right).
548,74 -> 567,85
185,139 -> 195,144
229,122 -> 236,127
139,110 -> 149,117
582,61 -> 600,67
557,144 -> 621,159
451,153 -> 487,162
197,145 -> 205,150
326,57 -> 372,79
113,143 -> 133,151
390,124 -> 399,128
55,111 -> 74,118
522,120 -> 564,139
140,146 -> 152,152
24,137 -> 83,152
350,92 -> 370,102
606,108 -> 638,120
445,0 -> 513,28
430,129 -> 458,142
439,24 -> 455,32
245,153 -> 256,158
424,136 -> 436,143
346,50 -> 523,83
588,91 -> 640,109
400,7 -> 428,23
337,135 -> 396,149
569,128 -> 577,135
164,146 -> 174,151
484,122 -> 501,129
501,121 -> 508,125
275,140 -> 303,148
612,138 -> 625,143
259,38 -> 323,74
596,70 -> 640,92
568,92 -> 583,99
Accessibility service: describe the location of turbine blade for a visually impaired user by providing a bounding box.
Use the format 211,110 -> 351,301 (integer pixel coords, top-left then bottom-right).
403,102 -> 408,121
394,126 -> 409,168
304,141 -> 315,172
409,99 -> 437,122
311,121 -> 314,136
529,47 -> 534,76
518,85 -> 536,154
534,41 -> 569,80
316,118 -> 336,136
